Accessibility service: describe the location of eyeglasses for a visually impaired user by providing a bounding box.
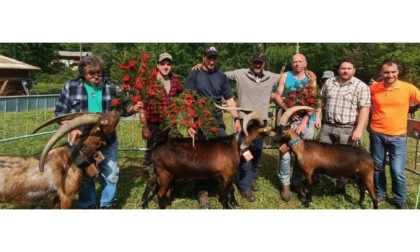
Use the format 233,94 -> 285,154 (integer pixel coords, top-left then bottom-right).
86,69 -> 102,76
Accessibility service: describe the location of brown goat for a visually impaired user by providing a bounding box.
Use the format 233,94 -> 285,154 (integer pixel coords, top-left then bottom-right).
141,111 -> 272,209
274,106 -> 378,209
0,110 -> 121,209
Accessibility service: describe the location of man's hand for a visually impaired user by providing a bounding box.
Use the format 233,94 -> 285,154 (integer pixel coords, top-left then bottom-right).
191,64 -> 202,71
304,70 -> 317,81
142,126 -> 151,140
188,127 -> 197,138
69,129 -> 82,144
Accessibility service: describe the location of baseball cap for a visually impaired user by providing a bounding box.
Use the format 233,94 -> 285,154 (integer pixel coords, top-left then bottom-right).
204,46 -> 219,57
251,52 -> 267,62
158,52 -> 172,63
322,70 -> 334,79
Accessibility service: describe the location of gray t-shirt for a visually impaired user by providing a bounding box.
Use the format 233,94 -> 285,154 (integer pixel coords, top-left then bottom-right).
225,68 -> 281,120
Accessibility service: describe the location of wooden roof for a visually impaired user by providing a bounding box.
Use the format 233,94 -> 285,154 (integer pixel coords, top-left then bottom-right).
0,54 -> 40,70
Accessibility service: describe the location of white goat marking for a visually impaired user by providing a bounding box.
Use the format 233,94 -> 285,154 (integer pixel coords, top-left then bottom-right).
0,161 -> 17,168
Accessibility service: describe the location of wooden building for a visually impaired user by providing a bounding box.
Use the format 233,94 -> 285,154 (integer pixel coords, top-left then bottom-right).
0,54 -> 40,96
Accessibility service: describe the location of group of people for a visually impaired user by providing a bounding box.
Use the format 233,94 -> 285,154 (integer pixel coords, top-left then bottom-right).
55,46 -> 420,209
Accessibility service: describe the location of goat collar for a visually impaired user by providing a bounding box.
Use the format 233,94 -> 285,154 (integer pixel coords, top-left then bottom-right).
288,136 -> 301,147
235,132 -> 249,152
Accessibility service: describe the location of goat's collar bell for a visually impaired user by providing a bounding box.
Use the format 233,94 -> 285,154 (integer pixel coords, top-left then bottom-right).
288,136 -> 301,147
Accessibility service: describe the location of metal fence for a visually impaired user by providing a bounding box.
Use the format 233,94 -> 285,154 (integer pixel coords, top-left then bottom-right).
0,95 -> 280,152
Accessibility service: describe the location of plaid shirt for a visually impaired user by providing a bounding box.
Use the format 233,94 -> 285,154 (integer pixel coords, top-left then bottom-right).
320,76 -> 371,124
145,73 -> 183,123
55,77 -> 118,116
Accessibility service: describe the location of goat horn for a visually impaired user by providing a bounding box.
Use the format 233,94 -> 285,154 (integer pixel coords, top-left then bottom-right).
38,113 -> 102,172
242,111 -> 263,136
33,112 -> 90,134
278,106 -> 315,126
213,103 -> 253,113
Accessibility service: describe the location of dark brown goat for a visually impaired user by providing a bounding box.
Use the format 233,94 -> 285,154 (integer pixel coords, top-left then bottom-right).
274,106 -> 378,209
0,110 -> 121,209
141,111 -> 272,209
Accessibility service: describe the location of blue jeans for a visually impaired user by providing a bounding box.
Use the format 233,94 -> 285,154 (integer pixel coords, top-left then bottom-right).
369,130 -> 407,204
238,120 -> 267,191
277,120 -> 315,186
78,139 -> 120,208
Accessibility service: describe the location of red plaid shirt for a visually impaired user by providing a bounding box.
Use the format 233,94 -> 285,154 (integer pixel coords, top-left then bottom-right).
145,73 -> 183,123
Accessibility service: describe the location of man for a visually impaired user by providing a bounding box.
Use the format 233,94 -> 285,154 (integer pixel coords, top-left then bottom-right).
141,52 -> 183,171
184,46 -> 240,208
369,59 -> 420,209
274,53 -> 318,202
315,58 -> 371,194
321,70 -> 334,86
55,55 -> 142,209
224,52 -> 282,202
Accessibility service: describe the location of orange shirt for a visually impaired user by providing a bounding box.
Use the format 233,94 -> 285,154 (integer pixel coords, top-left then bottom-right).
370,80 -> 420,136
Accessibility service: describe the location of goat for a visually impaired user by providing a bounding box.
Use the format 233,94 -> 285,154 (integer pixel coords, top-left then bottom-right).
274,106 -> 378,209
141,110 -> 272,209
0,110 -> 121,209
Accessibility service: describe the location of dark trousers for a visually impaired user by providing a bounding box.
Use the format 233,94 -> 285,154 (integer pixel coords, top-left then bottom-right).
237,119 -> 267,191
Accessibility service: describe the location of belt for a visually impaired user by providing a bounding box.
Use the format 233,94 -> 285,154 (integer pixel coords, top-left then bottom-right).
325,121 -> 355,128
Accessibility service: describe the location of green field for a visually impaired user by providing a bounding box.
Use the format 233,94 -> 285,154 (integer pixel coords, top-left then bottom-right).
1,111 -> 420,210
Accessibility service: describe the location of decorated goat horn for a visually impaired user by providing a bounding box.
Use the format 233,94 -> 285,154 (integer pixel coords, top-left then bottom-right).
242,111 -> 263,136
213,103 -> 253,113
38,113 -> 102,172
33,112 -> 90,134
278,106 -> 315,127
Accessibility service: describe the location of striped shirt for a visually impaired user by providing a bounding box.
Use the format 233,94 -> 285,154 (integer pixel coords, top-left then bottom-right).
320,76 -> 371,125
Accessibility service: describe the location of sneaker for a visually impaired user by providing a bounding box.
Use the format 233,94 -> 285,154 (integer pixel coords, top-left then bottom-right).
239,190 -> 256,202
396,202 -> 409,209
251,180 -> 259,191
377,196 -> 386,205
198,190 -> 210,209
280,184 -> 290,202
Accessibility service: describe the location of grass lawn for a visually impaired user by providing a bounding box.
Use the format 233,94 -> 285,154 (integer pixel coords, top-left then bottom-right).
1,111 -> 420,210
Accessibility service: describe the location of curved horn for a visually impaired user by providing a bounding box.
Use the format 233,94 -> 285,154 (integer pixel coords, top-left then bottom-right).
242,111 -> 263,136
38,113 -> 102,172
213,103 -> 253,113
278,106 -> 315,127
33,112 -> 90,134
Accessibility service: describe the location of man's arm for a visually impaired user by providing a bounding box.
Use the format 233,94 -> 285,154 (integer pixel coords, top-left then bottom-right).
225,97 -> 242,132
273,73 -> 287,110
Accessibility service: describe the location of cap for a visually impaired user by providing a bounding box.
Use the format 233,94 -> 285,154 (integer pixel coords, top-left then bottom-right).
251,52 -> 267,62
158,52 -> 172,63
322,70 -> 334,79
204,46 -> 219,57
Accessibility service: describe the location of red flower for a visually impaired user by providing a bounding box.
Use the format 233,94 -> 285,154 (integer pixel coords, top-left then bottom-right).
171,119 -> 177,124
112,99 -> 120,107
129,61 -> 136,67
141,53 -> 150,61
189,110 -> 195,117
299,100 -> 306,105
148,90 -> 154,97
205,110 -> 211,116
123,75 -> 130,82
138,68 -> 145,74
211,126 -> 217,133
132,96 -> 139,103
